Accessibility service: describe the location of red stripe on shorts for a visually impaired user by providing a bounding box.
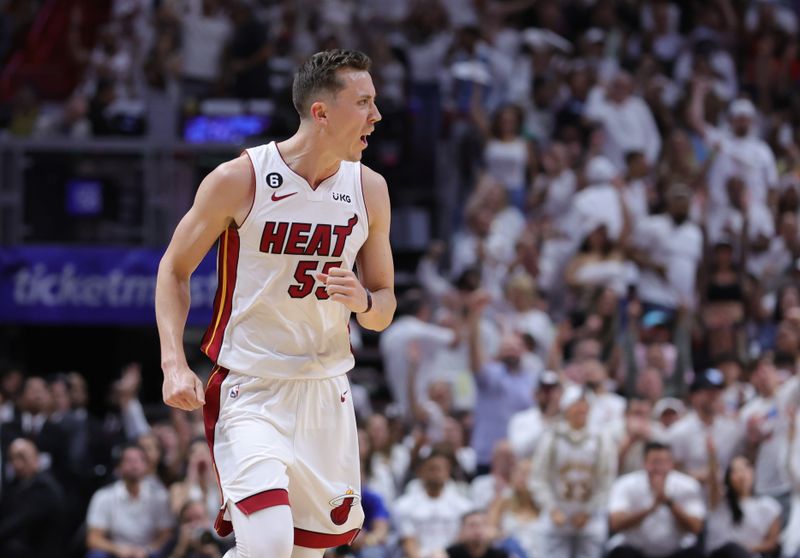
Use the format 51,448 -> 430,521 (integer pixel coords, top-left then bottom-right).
202,365 -> 232,537
293,527 -> 361,549
235,488 -> 290,515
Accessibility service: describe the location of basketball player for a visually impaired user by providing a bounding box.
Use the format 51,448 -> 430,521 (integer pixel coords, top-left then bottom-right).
155,50 -> 395,558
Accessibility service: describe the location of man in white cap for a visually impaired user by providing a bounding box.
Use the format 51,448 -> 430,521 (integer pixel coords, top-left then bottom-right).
529,385 -> 617,558
689,79 -> 778,221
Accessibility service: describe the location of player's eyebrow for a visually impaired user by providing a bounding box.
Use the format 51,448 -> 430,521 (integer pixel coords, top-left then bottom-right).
358,93 -> 376,101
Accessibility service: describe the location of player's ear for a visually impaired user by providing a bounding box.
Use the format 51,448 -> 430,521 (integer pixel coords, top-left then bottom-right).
310,101 -> 328,124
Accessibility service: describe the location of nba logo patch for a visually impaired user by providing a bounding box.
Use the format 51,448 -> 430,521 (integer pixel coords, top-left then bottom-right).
229,385 -> 239,399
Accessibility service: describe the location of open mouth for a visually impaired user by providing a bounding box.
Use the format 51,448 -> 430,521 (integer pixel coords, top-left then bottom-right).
360,135 -> 368,147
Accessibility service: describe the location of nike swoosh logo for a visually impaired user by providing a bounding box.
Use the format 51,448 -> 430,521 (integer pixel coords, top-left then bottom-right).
271,191 -> 297,202
341,390 -> 349,403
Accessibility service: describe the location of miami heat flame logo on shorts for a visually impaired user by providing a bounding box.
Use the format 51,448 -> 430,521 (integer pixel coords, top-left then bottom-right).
329,488 -> 361,526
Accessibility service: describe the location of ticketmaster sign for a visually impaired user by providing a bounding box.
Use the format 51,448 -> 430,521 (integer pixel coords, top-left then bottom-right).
0,247 -> 217,325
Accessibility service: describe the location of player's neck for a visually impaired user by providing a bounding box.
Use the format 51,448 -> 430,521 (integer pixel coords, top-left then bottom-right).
276,129 -> 342,190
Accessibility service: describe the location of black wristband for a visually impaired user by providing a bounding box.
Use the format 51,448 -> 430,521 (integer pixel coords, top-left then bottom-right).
360,288 -> 373,313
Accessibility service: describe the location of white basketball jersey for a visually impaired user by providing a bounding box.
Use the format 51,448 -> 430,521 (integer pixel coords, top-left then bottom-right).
201,141 -> 369,379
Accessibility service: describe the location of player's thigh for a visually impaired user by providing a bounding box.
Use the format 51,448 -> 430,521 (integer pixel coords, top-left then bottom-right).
289,375 -> 364,547
212,371 -> 297,503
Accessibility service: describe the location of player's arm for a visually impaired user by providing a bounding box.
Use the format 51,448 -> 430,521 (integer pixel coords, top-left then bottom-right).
156,155 -> 253,410
319,166 -> 396,331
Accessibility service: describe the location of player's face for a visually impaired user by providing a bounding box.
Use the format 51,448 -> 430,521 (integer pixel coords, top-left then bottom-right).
326,70 -> 381,162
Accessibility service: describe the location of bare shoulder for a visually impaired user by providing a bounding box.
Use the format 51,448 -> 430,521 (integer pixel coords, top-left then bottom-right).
360,164 -> 388,192
201,153 -> 252,198
195,153 -> 254,225
360,164 -> 390,231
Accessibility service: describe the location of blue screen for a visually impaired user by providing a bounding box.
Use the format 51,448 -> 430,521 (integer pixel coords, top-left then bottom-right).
183,114 -> 271,144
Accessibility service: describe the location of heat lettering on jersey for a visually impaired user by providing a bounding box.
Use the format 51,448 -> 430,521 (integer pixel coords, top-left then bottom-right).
259,214 -> 358,257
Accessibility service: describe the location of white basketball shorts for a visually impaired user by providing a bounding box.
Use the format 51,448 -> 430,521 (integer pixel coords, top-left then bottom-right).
203,365 -> 364,548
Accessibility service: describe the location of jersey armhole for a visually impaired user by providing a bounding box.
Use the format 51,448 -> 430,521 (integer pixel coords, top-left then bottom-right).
358,164 -> 370,231
236,149 -> 258,231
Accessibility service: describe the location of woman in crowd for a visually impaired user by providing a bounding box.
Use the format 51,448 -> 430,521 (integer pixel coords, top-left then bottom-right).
488,459 -> 540,558
706,445 -> 782,558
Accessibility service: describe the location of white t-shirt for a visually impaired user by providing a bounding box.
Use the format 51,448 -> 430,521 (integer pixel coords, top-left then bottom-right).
86,480 -> 173,546
469,474 -> 509,511
740,395 -> 791,496
369,444 -> 411,506
406,33 -> 452,83
706,496 -> 781,554
393,484 -> 473,556
534,169 -> 577,218
512,309 -> 555,360
568,184 -> 624,241
705,126 -> 778,217
705,203 -> 774,248
508,407 -> 550,459
585,87 -> 662,168
623,179 -> 650,225
485,138 -> 528,192
181,11 -> 232,81
379,316 -> 456,416
588,392 -> 627,442
609,470 -> 706,556
634,215 -> 703,309
668,412 -> 744,478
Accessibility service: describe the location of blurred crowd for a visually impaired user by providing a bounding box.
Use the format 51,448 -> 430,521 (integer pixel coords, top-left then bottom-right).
6,0 -> 800,557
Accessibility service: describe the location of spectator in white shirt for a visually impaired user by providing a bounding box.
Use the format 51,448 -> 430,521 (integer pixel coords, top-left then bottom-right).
716,354 -> 755,417
739,355 -> 795,519
705,452 -> 782,558
178,0 -> 233,98
653,397 -> 687,432
689,81 -> 778,221
585,71 -> 662,169
531,142 -> 577,223
668,369 -> 745,488
622,151 -> 652,226
86,443 -> 174,558
380,289 -> 457,418
608,441 -> 705,558
705,176 -> 774,261
478,104 -> 535,209
394,449 -> 473,558
583,359 -> 627,441
566,156 -> 628,246
630,183 -> 703,312
470,440 -> 515,511
507,370 -> 562,459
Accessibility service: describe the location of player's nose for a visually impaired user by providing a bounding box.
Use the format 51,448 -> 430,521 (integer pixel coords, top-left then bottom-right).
370,103 -> 382,123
